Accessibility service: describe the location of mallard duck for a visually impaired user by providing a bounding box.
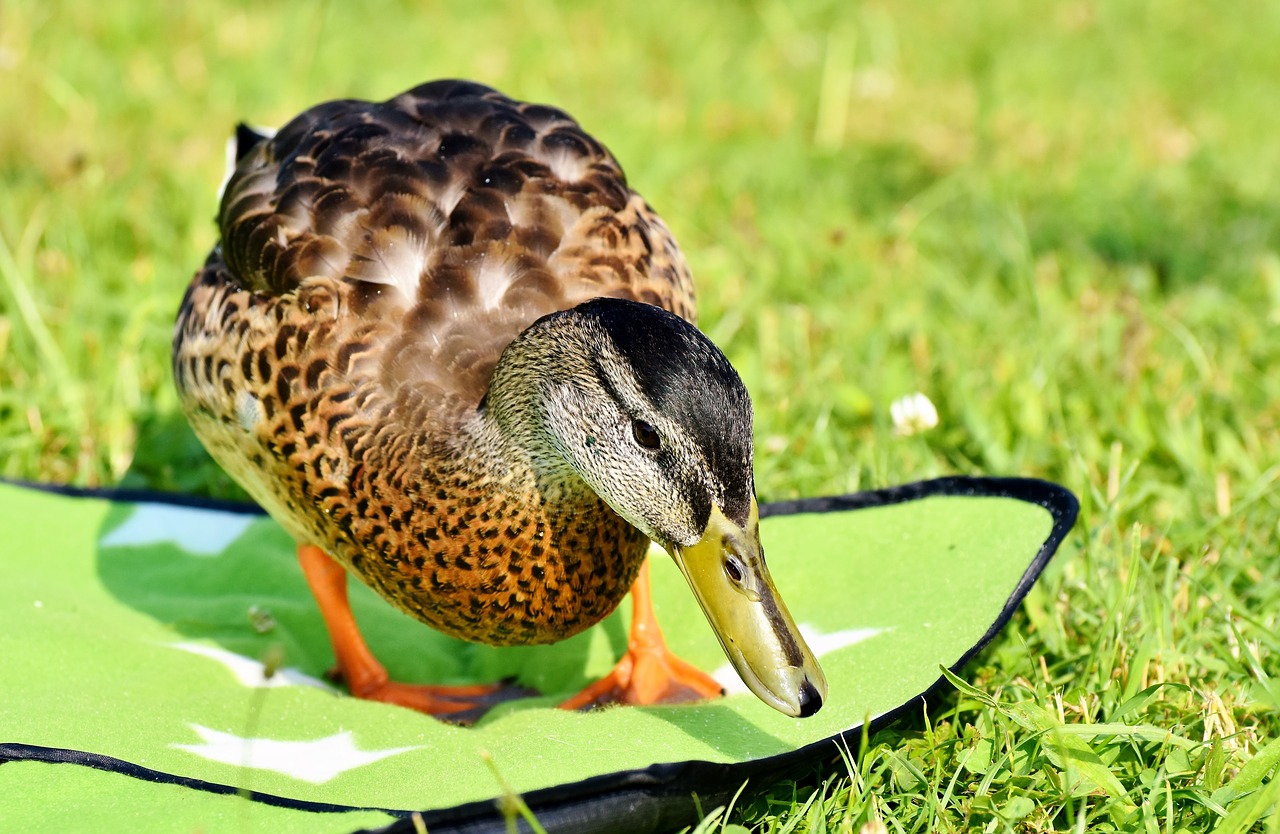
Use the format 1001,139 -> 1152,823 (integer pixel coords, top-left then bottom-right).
173,80 -> 825,721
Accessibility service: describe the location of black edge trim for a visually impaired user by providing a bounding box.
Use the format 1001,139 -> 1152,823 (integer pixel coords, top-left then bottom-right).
0,477 -> 266,515
2,476 -> 1078,834
0,743 -> 410,819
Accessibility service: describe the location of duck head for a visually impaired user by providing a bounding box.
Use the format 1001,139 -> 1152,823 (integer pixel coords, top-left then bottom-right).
488,297 -> 826,717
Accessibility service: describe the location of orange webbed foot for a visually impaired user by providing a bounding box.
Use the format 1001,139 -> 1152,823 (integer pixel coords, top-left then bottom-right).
558,641 -> 723,710
298,544 -> 535,725
561,559 -> 723,711
331,671 -> 534,725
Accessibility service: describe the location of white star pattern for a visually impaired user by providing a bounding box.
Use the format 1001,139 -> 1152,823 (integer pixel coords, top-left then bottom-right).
173,725 -> 420,784
168,642 -> 333,690
99,503 -> 256,556
712,624 -> 888,694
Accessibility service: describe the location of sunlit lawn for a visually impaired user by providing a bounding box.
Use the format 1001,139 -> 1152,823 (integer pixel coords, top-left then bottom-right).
3,1 -> 1279,830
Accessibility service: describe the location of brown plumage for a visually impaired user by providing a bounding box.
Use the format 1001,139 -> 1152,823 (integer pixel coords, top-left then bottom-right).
174,80 -> 826,719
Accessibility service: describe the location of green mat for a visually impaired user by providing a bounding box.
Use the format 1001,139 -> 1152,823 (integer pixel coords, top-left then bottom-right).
0,477 -> 1076,833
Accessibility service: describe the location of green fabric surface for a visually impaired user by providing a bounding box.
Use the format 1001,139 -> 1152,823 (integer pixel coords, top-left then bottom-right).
1,762 -> 393,832
1,481 -> 1061,831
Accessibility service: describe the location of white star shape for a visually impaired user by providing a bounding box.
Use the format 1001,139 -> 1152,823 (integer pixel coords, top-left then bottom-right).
168,642 -> 333,690
712,623 -> 888,694
173,724 -> 420,784
99,503 -> 256,556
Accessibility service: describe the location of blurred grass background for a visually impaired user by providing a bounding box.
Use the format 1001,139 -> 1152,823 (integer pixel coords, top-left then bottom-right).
3,0 -> 1279,830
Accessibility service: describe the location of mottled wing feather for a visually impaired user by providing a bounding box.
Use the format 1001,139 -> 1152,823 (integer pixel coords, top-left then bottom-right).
214,79 -> 695,406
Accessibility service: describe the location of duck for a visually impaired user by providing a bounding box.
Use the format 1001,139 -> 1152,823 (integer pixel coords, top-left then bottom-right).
173,79 -> 826,722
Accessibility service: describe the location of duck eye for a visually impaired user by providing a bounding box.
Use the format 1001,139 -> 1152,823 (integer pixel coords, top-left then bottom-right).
631,420 -> 661,450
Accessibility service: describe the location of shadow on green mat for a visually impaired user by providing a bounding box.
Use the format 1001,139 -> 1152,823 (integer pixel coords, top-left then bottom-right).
4,474 -> 1075,828
90,493 -> 799,759
92,497 -> 636,714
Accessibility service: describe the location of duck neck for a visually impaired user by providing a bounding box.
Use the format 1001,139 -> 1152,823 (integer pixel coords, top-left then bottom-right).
480,307 -> 594,485
464,402 -> 584,504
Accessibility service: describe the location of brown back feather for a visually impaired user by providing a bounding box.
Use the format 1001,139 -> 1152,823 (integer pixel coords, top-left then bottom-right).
216,80 -> 695,407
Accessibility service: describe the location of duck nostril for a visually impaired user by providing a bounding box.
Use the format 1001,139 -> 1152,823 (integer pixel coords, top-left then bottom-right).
723,557 -> 744,583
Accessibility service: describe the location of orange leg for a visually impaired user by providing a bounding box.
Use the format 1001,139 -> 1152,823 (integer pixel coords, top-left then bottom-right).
560,558 -> 724,710
297,544 -> 529,723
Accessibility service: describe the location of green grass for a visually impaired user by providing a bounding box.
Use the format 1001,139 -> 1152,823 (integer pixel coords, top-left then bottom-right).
4,0 -> 1280,830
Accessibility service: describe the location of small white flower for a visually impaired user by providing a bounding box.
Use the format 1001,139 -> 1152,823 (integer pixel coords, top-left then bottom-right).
890,392 -> 939,436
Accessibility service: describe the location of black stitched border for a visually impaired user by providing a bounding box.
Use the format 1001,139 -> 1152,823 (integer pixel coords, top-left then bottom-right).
2,478 -> 268,515
1,476 -> 1078,833
0,743 -> 411,819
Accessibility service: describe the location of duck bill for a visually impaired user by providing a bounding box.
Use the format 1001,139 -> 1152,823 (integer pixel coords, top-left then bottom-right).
669,500 -> 827,717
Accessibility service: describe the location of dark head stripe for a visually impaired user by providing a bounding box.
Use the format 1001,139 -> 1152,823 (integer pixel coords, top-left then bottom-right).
579,297 -> 754,526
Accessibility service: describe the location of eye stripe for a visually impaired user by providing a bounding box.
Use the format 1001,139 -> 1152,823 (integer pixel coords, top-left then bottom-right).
590,355 -> 619,400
